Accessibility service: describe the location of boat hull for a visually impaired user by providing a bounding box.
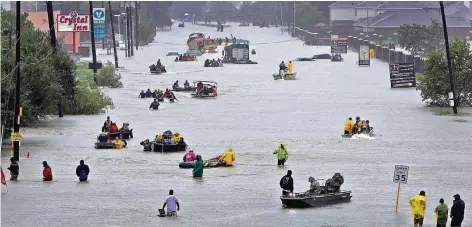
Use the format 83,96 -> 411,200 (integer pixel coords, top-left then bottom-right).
179,159 -> 225,168
94,140 -> 128,149
280,191 -> 352,208
108,130 -> 133,140
151,142 -> 187,152
172,87 -> 195,92
273,73 -> 297,80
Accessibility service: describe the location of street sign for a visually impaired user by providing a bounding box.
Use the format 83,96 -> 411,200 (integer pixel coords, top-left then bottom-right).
389,63 -> 416,88
331,38 -> 347,54
57,10 -> 90,32
358,45 -> 370,66
11,132 -> 23,142
387,36 -> 393,44
393,165 -> 409,184
93,8 -> 106,39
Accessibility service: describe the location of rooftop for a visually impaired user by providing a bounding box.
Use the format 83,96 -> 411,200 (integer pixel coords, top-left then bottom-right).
328,1 -> 362,8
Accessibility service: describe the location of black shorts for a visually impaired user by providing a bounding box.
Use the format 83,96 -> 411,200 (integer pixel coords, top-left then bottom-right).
278,159 -> 286,166
414,218 -> 424,225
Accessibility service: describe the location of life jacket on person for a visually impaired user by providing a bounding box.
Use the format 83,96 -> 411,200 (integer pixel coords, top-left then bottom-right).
113,138 -> 123,149
219,148 -> 235,166
104,120 -> 113,130
172,132 -> 182,142
273,144 -> 288,160
344,119 -> 353,133
109,123 -> 119,133
183,151 -> 196,162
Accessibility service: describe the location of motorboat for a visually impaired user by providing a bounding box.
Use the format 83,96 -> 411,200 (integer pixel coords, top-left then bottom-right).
179,158 -> 226,168
342,128 -> 375,138
95,140 -> 127,149
280,173 -> 352,208
191,80 -> 218,98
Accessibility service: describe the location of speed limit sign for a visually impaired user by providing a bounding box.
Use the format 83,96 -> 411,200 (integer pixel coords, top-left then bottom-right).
393,165 -> 409,184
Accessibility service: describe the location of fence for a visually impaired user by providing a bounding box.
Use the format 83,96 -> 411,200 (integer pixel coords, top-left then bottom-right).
292,27 -> 426,73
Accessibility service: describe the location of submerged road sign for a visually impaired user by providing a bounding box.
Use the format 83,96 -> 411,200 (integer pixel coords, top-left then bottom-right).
393,165 -> 409,184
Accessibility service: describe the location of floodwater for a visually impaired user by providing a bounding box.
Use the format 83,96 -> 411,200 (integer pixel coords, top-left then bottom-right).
2,23 -> 472,227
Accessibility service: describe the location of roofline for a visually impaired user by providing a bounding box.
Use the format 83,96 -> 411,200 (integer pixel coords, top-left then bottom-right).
329,1 -> 364,8
372,25 -> 471,28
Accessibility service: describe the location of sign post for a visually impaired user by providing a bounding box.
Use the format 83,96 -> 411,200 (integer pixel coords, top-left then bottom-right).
331,37 -> 347,54
393,165 -> 409,212
57,10 -> 90,53
358,45 -> 370,66
92,8 -> 106,40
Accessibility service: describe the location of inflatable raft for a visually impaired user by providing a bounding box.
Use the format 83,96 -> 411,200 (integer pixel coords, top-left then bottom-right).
172,87 -> 195,92
179,158 -> 225,168
273,72 -> 297,80
94,140 -> 127,149
151,141 -> 187,152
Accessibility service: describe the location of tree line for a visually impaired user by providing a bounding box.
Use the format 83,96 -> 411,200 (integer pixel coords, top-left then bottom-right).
1,11 -> 122,138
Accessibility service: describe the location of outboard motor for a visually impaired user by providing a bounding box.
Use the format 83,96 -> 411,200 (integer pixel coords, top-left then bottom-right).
140,139 -> 152,151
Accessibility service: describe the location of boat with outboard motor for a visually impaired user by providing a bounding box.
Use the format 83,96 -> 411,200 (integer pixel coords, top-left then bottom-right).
191,80 -> 218,98
185,50 -> 203,57
172,86 -> 195,92
140,130 -> 188,152
178,22 -> 184,27
149,65 -> 167,74
280,173 -> 352,208
108,129 -> 133,140
204,59 -> 223,67
179,157 -> 226,168
313,54 -> 332,59
273,71 -> 296,80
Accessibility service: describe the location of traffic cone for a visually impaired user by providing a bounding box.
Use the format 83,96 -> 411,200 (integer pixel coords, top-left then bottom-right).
26,152 -> 30,158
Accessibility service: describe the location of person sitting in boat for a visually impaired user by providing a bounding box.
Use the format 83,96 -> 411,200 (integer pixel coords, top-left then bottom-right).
279,61 -> 286,73
163,130 -> 173,138
113,136 -> 123,149
149,64 -> 157,72
306,177 -> 321,195
140,139 -> 152,151
139,90 -> 146,98
210,87 -> 218,96
145,89 -> 152,98
149,99 -> 160,109
109,123 -> 119,133
344,117 -> 353,135
365,120 -> 372,133
219,147 -> 235,167
98,131 -> 109,143
359,119 -> 367,133
156,59 -> 162,67
173,80 -> 180,90
179,54 -> 183,61
352,116 -> 361,134
175,57 -> 179,62
183,150 -> 196,162
155,134 -> 163,143
356,118 -> 364,134
120,123 -> 130,132
103,116 -> 113,132
288,61 -> 293,74
251,49 -> 256,54
184,80 -> 190,88
204,59 -> 210,67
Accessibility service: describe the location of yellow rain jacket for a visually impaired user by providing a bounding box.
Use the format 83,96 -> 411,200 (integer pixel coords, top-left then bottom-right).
409,194 -> 426,219
288,62 -> 293,74
172,133 -> 182,142
113,139 -> 123,149
344,119 -> 353,133
220,148 -> 235,166
156,134 -> 163,139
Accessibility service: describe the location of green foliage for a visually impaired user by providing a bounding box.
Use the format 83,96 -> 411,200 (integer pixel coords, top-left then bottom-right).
398,21 -> 444,56
96,62 -> 123,88
138,20 -> 157,45
64,63 -> 113,115
417,40 -> 472,107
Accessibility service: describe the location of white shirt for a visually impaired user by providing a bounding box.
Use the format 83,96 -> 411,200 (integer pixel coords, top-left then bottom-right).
165,195 -> 178,212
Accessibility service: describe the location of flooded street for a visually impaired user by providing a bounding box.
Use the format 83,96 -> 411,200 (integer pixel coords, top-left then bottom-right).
2,23 -> 472,227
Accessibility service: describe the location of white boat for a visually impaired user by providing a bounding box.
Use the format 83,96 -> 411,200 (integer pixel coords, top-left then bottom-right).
273,71 -> 297,80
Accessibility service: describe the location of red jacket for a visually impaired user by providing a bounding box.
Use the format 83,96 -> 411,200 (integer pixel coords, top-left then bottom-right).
183,152 -> 196,162
43,167 -> 53,180
110,125 -> 119,133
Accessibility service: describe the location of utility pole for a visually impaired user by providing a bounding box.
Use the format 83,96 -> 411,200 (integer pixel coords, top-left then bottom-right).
13,1 -> 21,161
440,1 -> 458,114
47,1 -> 63,117
274,2 -> 278,28
130,5 -> 134,56
292,1 -> 295,37
135,1 -> 139,50
89,1 -> 98,77
108,1 -> 118,68
101,1 -> 105,50
126,6 -> 131,57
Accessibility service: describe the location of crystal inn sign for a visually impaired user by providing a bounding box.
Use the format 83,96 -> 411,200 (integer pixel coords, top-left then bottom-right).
57,10 -> 90,32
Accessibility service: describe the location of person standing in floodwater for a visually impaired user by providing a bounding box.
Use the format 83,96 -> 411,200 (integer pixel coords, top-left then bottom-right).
162,189 -> 180,217
42,161 -> 53,181
409,190 -> 426,227
434,198 -> 448,227
280,170 -> 294,196
451,194 -> 465,227
7,157 -> 19,181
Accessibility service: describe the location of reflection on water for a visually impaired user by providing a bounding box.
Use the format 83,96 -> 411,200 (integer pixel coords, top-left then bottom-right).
2,23 -> 472,227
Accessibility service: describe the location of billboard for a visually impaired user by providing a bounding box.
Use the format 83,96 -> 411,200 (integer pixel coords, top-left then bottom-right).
389,63 -> 416,88
57,10 -> 90,32
331,38 -> 347,54
93,8 -> 106,39
358,45 -> 370,66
